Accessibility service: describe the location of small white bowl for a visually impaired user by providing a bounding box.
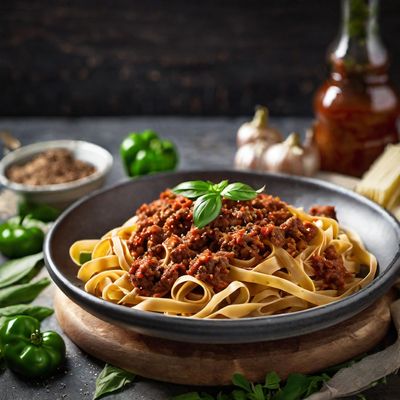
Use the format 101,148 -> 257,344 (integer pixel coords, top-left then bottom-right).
0,140 -> 113,209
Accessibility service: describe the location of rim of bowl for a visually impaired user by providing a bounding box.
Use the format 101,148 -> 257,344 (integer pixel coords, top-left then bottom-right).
44,170 -> 400,343
0,140 -> 114,192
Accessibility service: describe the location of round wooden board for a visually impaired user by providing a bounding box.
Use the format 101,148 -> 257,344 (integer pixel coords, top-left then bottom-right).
54,289 -> 393,386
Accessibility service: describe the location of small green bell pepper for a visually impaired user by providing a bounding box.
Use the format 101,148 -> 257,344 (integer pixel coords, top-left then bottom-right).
18,200 -> 61,223
0,216 -> 45,259
120,130 -> 178,177
0,315 -> 65,378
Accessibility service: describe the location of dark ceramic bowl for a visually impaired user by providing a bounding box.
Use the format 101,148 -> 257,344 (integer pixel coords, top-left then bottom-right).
44,170 -> 400,344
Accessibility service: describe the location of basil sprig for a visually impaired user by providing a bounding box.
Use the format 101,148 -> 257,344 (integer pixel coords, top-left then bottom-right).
0,277 -> 50,307
93,364 -> 136,399
172,180 -> 265,228
0,252 -> 44,288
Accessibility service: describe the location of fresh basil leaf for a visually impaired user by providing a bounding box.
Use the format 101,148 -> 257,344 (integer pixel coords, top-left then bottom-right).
172,181 -> 212,199
0,304 -> 53,321
16,263 -> 44,285
0,252 -> 44,288
203,393 -> 217,400
232,390 -> 247,400
193,193 -> 222,228
265,371 -> 281,390
0,277 -> 50,307
79,252 -> 92,264
171,393 -> 203,400
252,384 -> 265,400
93,364 -> 135,399
304,375 -> 328,397
221,183 -> 264,201
212,180 -> 229,193
232,373 -> 252,392
274,373 -> 310,400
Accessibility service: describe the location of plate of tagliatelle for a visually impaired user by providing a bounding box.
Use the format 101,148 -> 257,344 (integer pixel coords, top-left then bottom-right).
44,170 -> 400,344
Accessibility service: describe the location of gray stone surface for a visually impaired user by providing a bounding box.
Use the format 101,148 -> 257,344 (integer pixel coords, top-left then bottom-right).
0,117 -> 398,399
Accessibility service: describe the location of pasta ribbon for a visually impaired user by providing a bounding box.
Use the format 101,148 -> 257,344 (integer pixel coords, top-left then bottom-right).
70,207 -> 377,319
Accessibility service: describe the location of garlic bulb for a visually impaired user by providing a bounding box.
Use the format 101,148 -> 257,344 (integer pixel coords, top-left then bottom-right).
234,140 -> 271,170
237,106 -> 282,147
261,132 -> 320,176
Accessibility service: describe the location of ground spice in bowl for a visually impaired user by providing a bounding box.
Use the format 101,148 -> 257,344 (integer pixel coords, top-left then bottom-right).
6,148 -> 96,186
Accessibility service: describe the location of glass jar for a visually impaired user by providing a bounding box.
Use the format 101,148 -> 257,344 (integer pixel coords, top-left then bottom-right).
313,0 -> 399,177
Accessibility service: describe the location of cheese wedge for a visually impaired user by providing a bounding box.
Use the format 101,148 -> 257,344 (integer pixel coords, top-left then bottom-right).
356,144 -> 400,215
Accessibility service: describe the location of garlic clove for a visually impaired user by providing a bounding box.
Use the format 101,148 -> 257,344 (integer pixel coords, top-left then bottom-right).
237,106 -> 282,147
234,140 -> 271,170
261,132 -> 320,176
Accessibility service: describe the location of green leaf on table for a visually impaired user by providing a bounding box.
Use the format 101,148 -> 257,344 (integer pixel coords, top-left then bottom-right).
251,384 -> 265,400
93,364 -> 135,399
18,200 -> 61,222
0,252 -> 44,288
0,277 -> 50,307
0,304 -> 53,320
304,374 -> 329,397
232,373 -> 252,392
221,183 -> 265,201
172,393 -> 208,400
193,193 -> 222,229
264,371 -> 281,390
274,373 -> 310,400
172,181 -> 212,199
231,390 -> 247,400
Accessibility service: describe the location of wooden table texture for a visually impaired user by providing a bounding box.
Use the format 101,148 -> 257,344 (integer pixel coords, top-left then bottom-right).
0,117 -> 398,400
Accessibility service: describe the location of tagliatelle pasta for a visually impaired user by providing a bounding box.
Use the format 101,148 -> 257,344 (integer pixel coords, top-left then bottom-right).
69,190 -> 377,319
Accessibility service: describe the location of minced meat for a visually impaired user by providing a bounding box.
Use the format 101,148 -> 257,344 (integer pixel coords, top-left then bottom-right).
310,245 -> 350,289
128,190 -> 334,297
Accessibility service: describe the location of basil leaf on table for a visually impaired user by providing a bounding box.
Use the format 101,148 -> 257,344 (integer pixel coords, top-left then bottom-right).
264,371 -> 281,390
232,373 -> 252,392
0,252 -> 44,288
274,373 -> 312,400
221,183 -> 265,201
0,277 -> 50,307
0,304 -> 53,320
172,181 -> 212,199
93,364 -> 135,399
193,193 -> 222,229
173,393 -> 214,400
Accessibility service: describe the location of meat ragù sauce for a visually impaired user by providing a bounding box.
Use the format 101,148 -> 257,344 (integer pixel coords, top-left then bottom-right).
128,190 -> 347,297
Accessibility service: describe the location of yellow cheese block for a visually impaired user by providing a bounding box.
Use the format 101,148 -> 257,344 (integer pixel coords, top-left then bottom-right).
356,144 -> 400,215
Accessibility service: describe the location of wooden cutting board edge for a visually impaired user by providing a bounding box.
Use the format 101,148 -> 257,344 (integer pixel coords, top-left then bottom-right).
54,289 -> 394,386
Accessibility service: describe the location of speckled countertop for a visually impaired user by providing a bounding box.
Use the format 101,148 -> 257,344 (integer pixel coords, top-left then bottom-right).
0,117 -> 398,400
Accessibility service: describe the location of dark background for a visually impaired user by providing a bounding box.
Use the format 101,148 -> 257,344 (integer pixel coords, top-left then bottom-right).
1,0 -> 399,117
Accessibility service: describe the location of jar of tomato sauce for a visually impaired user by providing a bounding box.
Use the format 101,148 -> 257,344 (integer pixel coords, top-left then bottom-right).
313,0 -> 399,177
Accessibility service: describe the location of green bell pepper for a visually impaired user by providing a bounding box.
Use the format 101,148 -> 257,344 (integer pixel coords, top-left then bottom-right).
0,315 -> 65,378
0,216 -> 45,259
120,130 -> 178,177
18,200 -> 61,223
